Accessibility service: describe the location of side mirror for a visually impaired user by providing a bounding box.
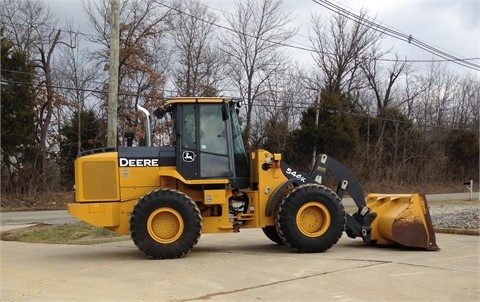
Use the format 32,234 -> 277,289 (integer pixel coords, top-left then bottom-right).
153,107 -> 166,119
124,132 -> 135,147
222,103 -> 230,121
153,104 -> 172,119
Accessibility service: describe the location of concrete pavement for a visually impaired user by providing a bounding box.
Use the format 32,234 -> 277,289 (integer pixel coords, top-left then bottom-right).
1,229 -> 478,301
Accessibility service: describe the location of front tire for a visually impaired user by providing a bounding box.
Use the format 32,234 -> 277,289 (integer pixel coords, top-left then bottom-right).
276,184 -> 345,253
130,189 -> 202,259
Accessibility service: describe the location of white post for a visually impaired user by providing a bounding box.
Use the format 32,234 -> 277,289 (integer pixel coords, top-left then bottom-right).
464,180 -> 473,201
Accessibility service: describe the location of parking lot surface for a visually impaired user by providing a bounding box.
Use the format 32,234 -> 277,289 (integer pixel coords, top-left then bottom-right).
1,229 -> 479,301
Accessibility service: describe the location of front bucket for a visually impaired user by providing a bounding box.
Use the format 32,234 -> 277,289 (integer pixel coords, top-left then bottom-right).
367,193 -> 439,250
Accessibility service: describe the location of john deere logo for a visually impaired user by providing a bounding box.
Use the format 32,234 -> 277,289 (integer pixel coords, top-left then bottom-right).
183,151 -> 196,162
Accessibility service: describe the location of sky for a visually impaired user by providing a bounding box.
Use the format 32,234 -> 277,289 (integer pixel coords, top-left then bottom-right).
47,0 -> 480,75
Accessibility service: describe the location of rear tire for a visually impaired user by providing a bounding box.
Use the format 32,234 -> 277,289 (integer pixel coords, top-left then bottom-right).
130,189 -> 202,259
276,184 -> 344,253
262,225 -> 284,245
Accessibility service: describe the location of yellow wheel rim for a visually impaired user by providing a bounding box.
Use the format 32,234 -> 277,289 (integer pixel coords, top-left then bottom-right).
296,202 -> 331,237
147,208 -> 184,244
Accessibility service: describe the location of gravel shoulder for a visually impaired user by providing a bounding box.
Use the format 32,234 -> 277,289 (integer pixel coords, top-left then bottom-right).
428,201 -> 479,233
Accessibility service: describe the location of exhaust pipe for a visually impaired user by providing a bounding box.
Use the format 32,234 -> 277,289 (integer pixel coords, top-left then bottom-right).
136,104 -> 152,147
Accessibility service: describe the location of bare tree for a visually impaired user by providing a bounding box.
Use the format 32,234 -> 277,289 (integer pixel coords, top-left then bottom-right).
357,53 -> 408,174
450,73 -> 480,131
360,54 -> 406,111
220,0 -> 296,149
168,0 -> 226,96
55,23 -> 101,153
2,0 -> 65,180
83,0 -> 175,145
250,64 -> 307,150
309,11 -> 383,98
1,0 -> 51,55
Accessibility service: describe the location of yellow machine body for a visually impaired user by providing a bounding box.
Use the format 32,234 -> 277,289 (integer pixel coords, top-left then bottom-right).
69,149 -> 287,235
68,97 -> 439,258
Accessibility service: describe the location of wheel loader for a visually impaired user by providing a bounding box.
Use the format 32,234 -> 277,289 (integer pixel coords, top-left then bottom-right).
68,97 -> 438,259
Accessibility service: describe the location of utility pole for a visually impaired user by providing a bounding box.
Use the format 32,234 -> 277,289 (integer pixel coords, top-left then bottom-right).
311,91 -> 321,168
107,0 -> 120,147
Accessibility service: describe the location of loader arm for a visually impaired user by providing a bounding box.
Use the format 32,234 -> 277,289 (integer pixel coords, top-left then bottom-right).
309,154 -> 376,242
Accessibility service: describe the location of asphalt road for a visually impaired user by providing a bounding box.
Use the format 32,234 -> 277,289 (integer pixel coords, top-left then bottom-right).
1,192 -> 478,229
0,210 -> 76,229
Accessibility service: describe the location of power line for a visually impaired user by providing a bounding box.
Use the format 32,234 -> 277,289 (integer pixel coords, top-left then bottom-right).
3,3 -> 479,93
168,0 -> 480,76
2,78 -> 477,133
311,0 -> 480,71
0,78 -> 177,98
173,0 -> 480,70
156,1 -> 480,67
2,20 -> 102,41
198,1 -> 480,66
3,3 -> 479,67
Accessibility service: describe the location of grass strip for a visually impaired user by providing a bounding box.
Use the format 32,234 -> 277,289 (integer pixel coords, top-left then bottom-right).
1,222 -> 129,244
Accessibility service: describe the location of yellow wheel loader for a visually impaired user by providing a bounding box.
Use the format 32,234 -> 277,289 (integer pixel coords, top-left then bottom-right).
68,97 -> 438,259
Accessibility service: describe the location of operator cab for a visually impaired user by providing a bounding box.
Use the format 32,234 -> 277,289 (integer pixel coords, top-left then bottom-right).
155,98 -> 249,189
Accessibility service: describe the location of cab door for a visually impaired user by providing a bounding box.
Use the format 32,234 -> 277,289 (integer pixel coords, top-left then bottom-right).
176,103 -> 198,179
176,103 -> 231,180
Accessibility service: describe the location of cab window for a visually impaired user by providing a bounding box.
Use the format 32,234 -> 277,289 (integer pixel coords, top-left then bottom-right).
199,104 -> 228,156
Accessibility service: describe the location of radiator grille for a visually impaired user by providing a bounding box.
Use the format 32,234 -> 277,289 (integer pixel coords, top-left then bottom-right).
82,161 -> 118,200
